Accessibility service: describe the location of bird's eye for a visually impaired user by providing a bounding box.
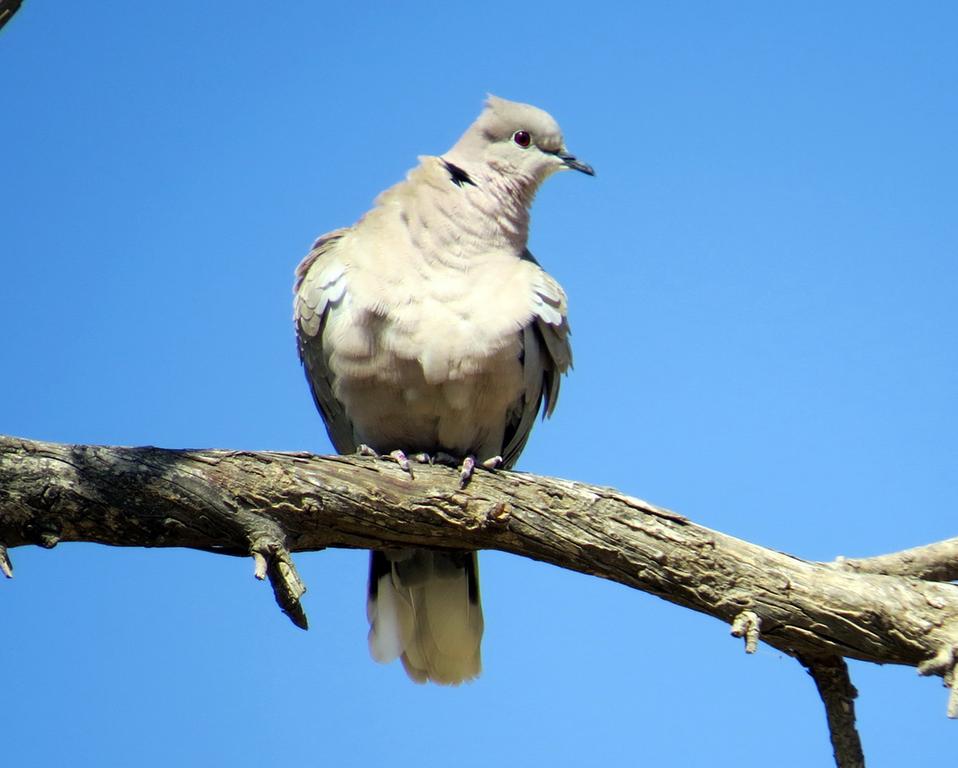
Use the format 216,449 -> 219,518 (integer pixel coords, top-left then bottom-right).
512,130 -> 532,148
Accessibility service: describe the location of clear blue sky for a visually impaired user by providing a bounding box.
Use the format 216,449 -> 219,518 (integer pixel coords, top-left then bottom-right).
3,3 -> 956,766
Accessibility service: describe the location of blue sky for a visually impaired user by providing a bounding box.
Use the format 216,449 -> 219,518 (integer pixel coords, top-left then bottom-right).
2,3 -> 956,765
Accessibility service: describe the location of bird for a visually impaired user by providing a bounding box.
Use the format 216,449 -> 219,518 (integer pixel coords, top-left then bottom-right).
293,95 -> 593,685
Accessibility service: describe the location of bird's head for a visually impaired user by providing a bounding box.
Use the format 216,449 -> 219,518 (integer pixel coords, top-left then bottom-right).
445,95 -> 594,188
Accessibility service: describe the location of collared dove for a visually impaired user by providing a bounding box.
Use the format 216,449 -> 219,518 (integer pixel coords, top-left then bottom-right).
293,95 -> 593,685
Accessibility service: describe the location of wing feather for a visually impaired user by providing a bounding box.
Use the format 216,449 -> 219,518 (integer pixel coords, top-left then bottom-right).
293,229 -> 357,453
499,252 -> 573,468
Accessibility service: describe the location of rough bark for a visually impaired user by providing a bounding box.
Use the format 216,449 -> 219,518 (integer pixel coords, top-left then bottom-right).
2,433 -> 957,762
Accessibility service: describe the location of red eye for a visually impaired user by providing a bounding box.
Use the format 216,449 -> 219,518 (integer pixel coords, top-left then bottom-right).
512,130 -> 531,148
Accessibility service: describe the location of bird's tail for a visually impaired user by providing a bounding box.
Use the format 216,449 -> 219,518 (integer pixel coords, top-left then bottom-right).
366,548 -> 483,685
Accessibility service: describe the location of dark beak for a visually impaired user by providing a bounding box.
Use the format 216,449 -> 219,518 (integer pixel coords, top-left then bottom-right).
559,152 -> 595,176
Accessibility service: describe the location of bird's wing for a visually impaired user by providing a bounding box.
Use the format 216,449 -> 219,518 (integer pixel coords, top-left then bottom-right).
293,228 -> 357,454
499,250 -> 573,469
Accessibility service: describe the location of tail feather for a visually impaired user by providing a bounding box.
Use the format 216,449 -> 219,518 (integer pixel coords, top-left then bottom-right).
366,549 -> 483,685
366,552 -> 410,663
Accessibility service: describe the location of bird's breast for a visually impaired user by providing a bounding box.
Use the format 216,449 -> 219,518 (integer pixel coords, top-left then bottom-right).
325,254 -> 534,457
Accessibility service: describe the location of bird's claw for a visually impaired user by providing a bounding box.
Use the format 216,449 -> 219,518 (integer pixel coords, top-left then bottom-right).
356,445 -> 414,478
459,456 -> 476,488
458,454 -> 502,488
481,455 -> 503,470
361,448 -> 500,487
389,450 -> 413,477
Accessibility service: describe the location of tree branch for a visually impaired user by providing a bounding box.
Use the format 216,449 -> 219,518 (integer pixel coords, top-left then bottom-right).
799,655 -> 865,768
833,538 -> 958,582
0,0 -> 23,33
0,543 -> 12,578
3,433 -> 958,738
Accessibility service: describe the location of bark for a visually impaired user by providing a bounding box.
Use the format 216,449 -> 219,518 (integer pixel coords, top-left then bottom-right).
2,433 -> 958,762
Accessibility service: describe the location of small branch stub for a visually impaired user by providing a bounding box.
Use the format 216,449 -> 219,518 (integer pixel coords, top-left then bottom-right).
250,536 -> 309,630
730,610 -> 761,654
483,501 -> 511,528
917,645 -> 958,719
253,550 -> 268,580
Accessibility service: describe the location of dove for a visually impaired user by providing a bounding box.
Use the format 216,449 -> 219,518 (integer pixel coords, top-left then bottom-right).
294,95 -> 592,684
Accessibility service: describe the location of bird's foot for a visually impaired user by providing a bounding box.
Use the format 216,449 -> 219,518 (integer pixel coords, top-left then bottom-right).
356,445 -> 414,478
396,451 -> 502,487
458,454 -> 503,489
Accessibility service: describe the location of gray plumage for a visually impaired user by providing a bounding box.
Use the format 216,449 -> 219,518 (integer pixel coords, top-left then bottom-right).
293,95 -> 592,684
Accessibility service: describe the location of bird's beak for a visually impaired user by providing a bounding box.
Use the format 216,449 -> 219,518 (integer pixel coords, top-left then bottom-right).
559,152 -> 595,176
